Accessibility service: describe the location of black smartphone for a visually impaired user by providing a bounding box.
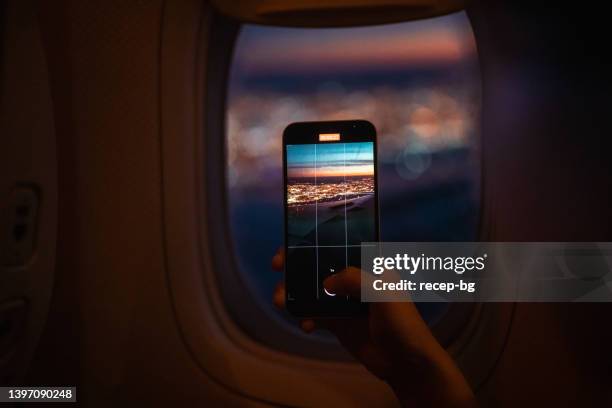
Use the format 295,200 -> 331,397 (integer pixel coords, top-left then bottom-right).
283,120 -> 379,317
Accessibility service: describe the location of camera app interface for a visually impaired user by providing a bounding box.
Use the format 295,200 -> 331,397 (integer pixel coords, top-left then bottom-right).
286,141 -> 376,302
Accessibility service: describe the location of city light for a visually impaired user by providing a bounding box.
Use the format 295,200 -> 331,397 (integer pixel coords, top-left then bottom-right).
288,177 -> 374,206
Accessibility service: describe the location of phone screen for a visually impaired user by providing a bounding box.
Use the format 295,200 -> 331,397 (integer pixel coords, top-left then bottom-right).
283,121 -> 378,317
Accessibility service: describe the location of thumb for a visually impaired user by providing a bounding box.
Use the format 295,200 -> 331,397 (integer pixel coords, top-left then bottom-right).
323,267 -> 366,298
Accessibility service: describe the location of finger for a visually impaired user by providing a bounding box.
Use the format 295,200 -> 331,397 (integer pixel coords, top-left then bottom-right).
300,319 -> 316,333
271,247 -> 285,272
273,281 -> 286,309
323,266 -> 365,298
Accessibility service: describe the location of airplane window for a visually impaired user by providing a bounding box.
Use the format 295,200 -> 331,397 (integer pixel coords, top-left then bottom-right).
225,12 -> 480,350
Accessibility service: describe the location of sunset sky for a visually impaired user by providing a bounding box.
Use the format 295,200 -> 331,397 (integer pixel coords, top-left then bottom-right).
232,13 -> 475,76
287,142 -> 374,178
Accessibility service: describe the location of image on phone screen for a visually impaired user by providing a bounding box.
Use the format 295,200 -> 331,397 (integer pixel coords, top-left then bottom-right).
283,121 -> 378,317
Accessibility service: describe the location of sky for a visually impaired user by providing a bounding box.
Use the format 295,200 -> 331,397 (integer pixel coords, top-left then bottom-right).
231,12 -> 475,77
226,11 -> 480,188
287,142 -> 374,178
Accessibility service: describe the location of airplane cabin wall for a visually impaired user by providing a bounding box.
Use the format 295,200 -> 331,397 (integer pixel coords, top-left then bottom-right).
24,0 -> 247,405
3,0 -> 610,406
0,0 -> 57,386
468,2 -> 612,406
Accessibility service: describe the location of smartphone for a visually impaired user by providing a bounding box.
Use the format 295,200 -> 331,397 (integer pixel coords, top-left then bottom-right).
283,120 -> 379,317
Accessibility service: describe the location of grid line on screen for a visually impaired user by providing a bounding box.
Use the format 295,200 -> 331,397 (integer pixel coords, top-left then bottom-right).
344,143 -> 348,299
344,143 -> 348,276
315,143 -> 318,299
287,245 -> 374,248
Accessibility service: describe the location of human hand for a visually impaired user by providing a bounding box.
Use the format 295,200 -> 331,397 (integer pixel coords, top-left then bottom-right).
272,248 -> 476,407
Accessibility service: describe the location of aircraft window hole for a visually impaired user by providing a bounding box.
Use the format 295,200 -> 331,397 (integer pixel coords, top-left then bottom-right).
223,12 -> 481,352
